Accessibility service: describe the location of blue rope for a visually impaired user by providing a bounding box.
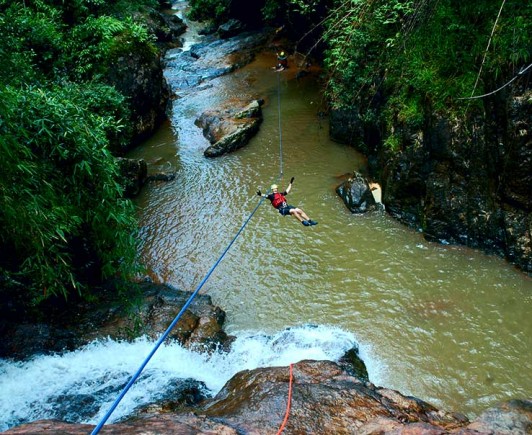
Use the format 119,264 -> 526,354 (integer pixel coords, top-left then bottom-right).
92,63 -> 286,434
91,198 -> 266,434
277,71 -> 283,177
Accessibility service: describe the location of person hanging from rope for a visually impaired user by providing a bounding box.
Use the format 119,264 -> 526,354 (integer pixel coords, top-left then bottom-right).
257,177 -> 318,226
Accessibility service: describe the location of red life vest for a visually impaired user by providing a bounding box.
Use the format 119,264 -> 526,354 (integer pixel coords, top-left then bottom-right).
271,192 -> 287,209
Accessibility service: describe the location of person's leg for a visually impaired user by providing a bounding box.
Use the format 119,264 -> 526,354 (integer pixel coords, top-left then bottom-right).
296,207 -> 310,221
295,208 -> 318,226
290,209 -> 305,222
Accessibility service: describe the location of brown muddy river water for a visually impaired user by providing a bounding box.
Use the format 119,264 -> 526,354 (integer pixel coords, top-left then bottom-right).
127,18 -> 531,418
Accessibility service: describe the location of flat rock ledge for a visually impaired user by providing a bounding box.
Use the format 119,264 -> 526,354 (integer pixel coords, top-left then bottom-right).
5,360 -> 531,434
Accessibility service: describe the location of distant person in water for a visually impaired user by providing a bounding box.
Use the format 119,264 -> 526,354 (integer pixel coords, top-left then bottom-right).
257,177 -> 317,226
275,51 -> 288,71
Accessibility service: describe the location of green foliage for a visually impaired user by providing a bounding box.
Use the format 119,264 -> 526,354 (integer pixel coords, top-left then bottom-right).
286,0 -> 321,16
262,0 -> 281,21
67,15 -> 156,79
0,84 -> 139,303
0,0 -> 65,85
383,134 -> 401,152
321,0 -> 532,133
0,0 -> 163,306
188,0 -> 231,23
0,0 -> 159,84
188,0 -> 327,34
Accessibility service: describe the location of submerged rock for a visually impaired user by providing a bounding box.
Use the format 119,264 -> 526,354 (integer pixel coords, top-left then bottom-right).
116,157 -> 148,198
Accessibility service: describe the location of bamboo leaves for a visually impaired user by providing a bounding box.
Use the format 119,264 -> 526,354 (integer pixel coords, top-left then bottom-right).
0,83 -> 139,303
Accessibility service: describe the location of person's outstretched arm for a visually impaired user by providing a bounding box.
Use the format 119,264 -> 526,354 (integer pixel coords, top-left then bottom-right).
286,177 -> 295,193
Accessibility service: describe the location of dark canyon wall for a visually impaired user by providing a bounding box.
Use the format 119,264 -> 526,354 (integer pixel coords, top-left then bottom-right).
330,80 -> 531,275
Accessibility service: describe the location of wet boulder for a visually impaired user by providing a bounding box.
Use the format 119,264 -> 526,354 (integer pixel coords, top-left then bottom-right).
105,47 -> 169,151
218,19 -> 245,39
0,282 -> 233,360
78,282 -> 233,353
129,378 -> 211,416
201,360 -> 470,434
4,360 -> 532,434
150,9 -> 187,49
0,322 -> 78,360
117,157 -> 148,197
336,171 -> 378,213
133,8 -> 186,51
196,99 -> 264,157
338,346 -> 369,381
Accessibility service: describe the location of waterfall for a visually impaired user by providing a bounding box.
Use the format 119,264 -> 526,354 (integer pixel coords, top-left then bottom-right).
0,325 -> 378,431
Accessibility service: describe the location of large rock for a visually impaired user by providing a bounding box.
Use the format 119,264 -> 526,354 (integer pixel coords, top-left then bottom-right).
377,100 -> 532,274
217,19 -> 245,39
336,171 -> 378,213
77,282 -> 232,352
4,361 -> 531,434
105,43 -> 169,152
146,9 -> 187,49
201,360 -> 465,433
196,99 -> 264,157
0,282 -> 232,360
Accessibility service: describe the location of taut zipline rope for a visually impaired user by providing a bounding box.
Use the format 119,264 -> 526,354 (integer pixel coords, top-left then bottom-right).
91,59 -> 290,435
277,71 -> 284,178
90,197 -> 265,434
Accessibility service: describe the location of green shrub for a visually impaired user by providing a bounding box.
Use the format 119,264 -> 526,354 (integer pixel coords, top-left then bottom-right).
0,0 -> 65,84
320,0 -> 531,146
188,0 -> 231,23
0,84 -> 139,303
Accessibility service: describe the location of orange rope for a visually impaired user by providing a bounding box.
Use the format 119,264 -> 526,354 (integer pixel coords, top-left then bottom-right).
276,363 -> 294,435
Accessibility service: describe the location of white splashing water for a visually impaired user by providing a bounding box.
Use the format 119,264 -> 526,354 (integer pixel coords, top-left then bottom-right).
0,325 -> 380,431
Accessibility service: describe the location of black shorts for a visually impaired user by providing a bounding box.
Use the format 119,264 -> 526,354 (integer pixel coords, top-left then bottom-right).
278,205 -> 294,216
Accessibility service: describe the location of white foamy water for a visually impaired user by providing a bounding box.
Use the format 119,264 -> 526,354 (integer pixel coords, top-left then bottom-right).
0,325 -> 374,431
